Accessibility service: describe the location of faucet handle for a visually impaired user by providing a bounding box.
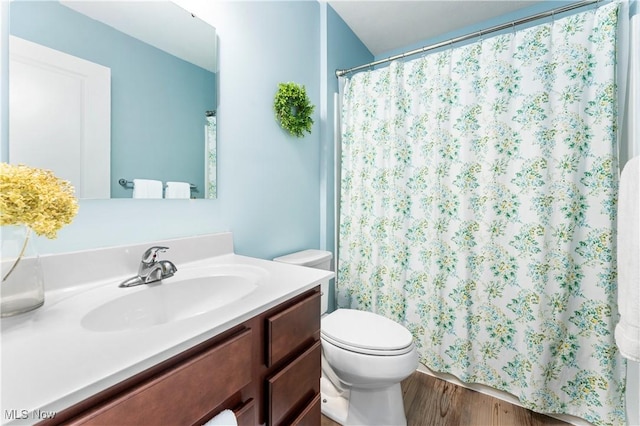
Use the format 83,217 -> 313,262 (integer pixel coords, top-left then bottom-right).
141,246 -> 169,264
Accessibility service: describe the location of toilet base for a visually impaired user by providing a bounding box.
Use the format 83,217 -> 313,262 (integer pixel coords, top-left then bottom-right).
320,376 -> 408,426
321,376 -> 349,424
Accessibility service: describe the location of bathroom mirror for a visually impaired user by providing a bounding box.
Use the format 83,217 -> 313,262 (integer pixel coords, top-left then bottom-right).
8,0 -> 217,199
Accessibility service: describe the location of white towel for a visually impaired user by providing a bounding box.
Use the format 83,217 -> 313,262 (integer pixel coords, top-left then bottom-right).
132,179 -> 163,199
165,181 -> 191,199
203,409 -> 237,426
615,156 -> 640,362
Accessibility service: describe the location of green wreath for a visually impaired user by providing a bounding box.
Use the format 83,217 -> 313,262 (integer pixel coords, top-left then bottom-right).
274,82 -> 315,138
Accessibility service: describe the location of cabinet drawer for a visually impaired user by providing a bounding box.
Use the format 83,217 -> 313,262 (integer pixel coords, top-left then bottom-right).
203,398 -> 255,426
233,398 -> 256,426
267,341 -> 321,426
69,329 -> 253,425
266,290 -> 320,367
290,394 -> 320,426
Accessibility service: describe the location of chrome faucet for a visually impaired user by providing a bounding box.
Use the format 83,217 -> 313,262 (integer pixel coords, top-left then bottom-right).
119,246 -> 178,288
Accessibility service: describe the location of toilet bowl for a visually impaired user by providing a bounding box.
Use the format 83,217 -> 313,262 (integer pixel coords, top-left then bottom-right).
274,250 -> 419,426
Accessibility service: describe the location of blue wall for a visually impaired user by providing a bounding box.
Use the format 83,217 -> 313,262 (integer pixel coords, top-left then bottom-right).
10,1 -> 216,198
186,0 -> 323,260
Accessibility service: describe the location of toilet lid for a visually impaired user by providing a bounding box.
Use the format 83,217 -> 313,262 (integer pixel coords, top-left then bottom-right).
321,309 -> 414,355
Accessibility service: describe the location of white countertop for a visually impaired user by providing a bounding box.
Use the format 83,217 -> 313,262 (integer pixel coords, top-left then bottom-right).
1,233 -> 333,424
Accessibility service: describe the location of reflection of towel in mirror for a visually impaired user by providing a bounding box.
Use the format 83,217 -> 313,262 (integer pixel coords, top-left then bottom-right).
615,156 -> 640,362
132,179 -> 163,199
165,181 -> 191,199
203,409 -> 237,426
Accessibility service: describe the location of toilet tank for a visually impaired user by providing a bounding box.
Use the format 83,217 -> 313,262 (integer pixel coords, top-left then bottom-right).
273,249 -> 333,314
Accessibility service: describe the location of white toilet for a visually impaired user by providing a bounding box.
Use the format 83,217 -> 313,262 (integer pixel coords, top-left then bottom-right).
274,250 -> 419,426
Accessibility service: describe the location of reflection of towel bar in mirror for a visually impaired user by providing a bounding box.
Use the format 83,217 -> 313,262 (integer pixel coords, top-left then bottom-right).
118,178 -> 198,192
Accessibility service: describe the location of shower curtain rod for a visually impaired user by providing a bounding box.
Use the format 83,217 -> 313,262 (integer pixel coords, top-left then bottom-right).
335,0 -> 601,77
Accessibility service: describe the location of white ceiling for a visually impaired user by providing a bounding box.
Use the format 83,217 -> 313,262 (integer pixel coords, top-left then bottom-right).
327,0 -> 550,56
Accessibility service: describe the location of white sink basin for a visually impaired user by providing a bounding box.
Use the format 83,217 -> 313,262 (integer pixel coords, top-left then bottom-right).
81,265 -> 267,332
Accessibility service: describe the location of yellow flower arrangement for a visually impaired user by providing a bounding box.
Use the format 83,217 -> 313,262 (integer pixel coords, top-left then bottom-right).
1,163 -> 79,282
0,163 -> 78,238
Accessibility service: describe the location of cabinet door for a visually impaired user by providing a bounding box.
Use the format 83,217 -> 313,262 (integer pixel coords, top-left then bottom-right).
266,291 -> 320,367
267,341 -> 321,426
69,329 -> 253,425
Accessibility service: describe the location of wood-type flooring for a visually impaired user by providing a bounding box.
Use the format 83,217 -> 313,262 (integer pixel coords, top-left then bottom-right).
320,371 -> 569,426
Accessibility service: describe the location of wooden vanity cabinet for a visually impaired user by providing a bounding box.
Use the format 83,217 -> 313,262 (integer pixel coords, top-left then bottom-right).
39,286 -> 321,426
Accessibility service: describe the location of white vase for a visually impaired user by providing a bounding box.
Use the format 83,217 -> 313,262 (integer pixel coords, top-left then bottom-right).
1,225 -> 45,317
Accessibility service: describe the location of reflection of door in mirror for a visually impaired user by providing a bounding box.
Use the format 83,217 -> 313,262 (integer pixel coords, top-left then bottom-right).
9,36 -> 111,199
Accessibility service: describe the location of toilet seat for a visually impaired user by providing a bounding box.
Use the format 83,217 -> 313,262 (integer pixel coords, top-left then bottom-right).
321,309 -> 414,356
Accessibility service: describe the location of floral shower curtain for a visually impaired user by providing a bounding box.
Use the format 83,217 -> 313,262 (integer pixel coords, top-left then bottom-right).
337,3 -> 626,425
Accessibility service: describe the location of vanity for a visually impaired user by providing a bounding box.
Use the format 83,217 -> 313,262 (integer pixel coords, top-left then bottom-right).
1,233 -> 333,425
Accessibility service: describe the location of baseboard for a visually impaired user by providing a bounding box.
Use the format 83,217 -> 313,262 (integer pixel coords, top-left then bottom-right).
416,364 -> 593,426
